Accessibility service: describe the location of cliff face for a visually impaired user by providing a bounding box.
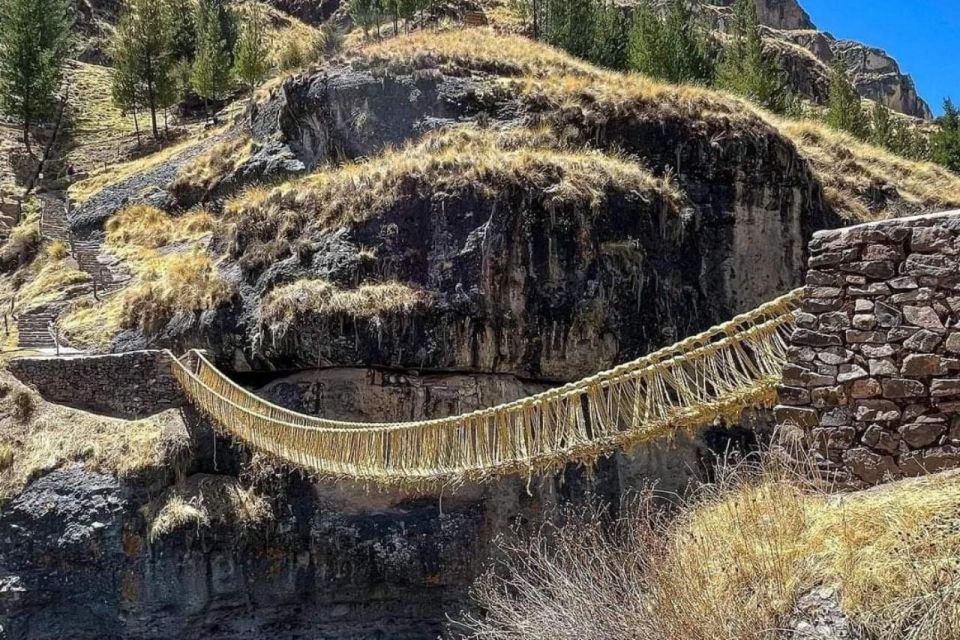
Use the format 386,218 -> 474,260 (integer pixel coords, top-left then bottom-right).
709,0 -> 933,119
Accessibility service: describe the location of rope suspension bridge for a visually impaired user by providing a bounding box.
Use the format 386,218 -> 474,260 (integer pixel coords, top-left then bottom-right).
168,289 -> 804,486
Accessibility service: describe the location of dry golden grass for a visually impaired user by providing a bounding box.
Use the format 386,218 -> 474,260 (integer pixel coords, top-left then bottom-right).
226,126 -> 682,268
60,250 -> 233,346
13,250 -> 90,312
60,203 -> 227,348
105,205 -> 217,252
351,29 -> 958,221
0,373 -> 188,503
776,119 -> 960,220
142,473 -> 271,542
65,60 -> 138,137
0,211 -> 40,269
357,26 -> 598,78
68,125 -> 229,204
170,134 -> 255,196
458,454 -> 960,640
260,278 -> 430,334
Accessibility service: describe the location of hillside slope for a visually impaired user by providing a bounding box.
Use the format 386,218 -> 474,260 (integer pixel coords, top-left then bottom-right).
49,28 -> 960,367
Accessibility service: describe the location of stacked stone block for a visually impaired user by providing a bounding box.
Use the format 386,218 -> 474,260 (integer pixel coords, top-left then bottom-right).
776,211 -> 960,486
9,350 -> 185,419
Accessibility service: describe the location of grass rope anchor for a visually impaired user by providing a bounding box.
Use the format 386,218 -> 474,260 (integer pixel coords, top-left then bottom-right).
168,289 -> 804,486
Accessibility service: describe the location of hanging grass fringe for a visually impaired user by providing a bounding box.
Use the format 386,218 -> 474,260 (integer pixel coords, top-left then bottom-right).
168,288 -> 804,488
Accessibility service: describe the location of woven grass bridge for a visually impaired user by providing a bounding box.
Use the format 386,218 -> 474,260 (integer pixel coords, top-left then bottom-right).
168,289 -> 804,486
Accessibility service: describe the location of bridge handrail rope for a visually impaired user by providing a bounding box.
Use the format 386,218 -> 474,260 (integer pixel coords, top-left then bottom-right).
168,288 -> 804,484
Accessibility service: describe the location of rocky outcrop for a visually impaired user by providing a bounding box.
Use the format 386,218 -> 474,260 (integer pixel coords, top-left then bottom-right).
0,363 -> 761,639
707,1 -> 932,119
160,59 -> 838,375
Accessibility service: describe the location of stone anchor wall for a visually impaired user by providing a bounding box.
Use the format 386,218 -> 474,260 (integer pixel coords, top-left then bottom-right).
776,210 -> 960,486
8,350 -> 185,419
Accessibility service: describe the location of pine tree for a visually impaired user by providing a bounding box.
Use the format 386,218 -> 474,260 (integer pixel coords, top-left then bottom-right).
932,98 -> 960,173
869,101 -> 894,149
716,0 -> 785,111
542,0 -> 596,62
0,0 -> 72,155
111,0 -> 174,140
164,0 -> 198,63
192,0 -> 234,119
234,4 -> 270,98
590,0 -> 630,71
349,0 -> 378,38
825,61 -> 869,139
628,1 -> 714,84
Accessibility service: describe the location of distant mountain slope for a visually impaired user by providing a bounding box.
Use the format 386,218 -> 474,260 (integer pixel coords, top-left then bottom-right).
707,0 -> 932,119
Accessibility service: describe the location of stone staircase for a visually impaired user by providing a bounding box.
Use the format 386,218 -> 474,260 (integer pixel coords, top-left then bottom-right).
72,238 -> 131,296
17,309 -> 58,350
15,193 -> 130,350
38,193 -> 69,243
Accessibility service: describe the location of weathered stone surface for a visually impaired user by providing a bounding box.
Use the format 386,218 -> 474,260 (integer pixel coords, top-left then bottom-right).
862,344 -> 895,358
899,419 -> 947,449
851,314 -> 876,330
837,365 -> 869,383
845,330 -> 887,344
842,448 -> 899,484
812,386 -> 848,409
8,351 -> 185,419
903,330 -> 942,353
775,406 -> 820,429
868,358 -> 899,377
862,424 -> 898,454
911,226 -> 954,253
795,312 -> 818,329
946,333 -> 960,354
903,305 -> 945,331
862,244 -> 902,261
847,283 -> 890,296
793,330 -> 842,347
820,407 -> 853,428
779,386 -> 811,406
854,400 -> 901,422
881,378 -> 926,399
820,312 -> 851,330
816,347 -> 853,365
903,254 -> 959,278
888,276 -> 919,290
874,301 -> 902,328
901,354 -> 945,377
849,378 -> 881,399
840,261 -> 895,279
899,446 -> 960,477
931,379 -> 960,397
782,212 -> 960,483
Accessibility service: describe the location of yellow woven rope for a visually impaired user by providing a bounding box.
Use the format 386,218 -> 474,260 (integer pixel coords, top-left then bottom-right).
168,289 -> 803,485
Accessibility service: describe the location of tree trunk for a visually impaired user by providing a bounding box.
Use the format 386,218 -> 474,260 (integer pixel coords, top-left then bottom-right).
133,109 -> 142,146
22,122 -> 32,157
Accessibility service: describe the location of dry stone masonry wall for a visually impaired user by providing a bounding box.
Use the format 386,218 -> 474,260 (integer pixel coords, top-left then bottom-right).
9,350 -> 185,419
777,211 -> 960,486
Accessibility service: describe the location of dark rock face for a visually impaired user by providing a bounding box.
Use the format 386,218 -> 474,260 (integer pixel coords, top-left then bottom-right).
210,64 -> 837,375
0,466 -> 129,638
0,378 -> 759,639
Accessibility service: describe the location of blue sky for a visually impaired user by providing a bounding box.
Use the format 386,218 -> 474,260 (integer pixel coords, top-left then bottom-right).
802,0 -> 959,117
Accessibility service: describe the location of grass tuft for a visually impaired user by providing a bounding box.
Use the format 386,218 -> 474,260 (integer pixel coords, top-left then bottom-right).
226,126 -> 683,269
456,451 -> 960,640
143,473 -> 271,543
260,278 -> 430,336
0,374 -> 188,503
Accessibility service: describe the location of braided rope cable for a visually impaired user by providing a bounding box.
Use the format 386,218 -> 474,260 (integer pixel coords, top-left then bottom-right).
167,288 -> 803,485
